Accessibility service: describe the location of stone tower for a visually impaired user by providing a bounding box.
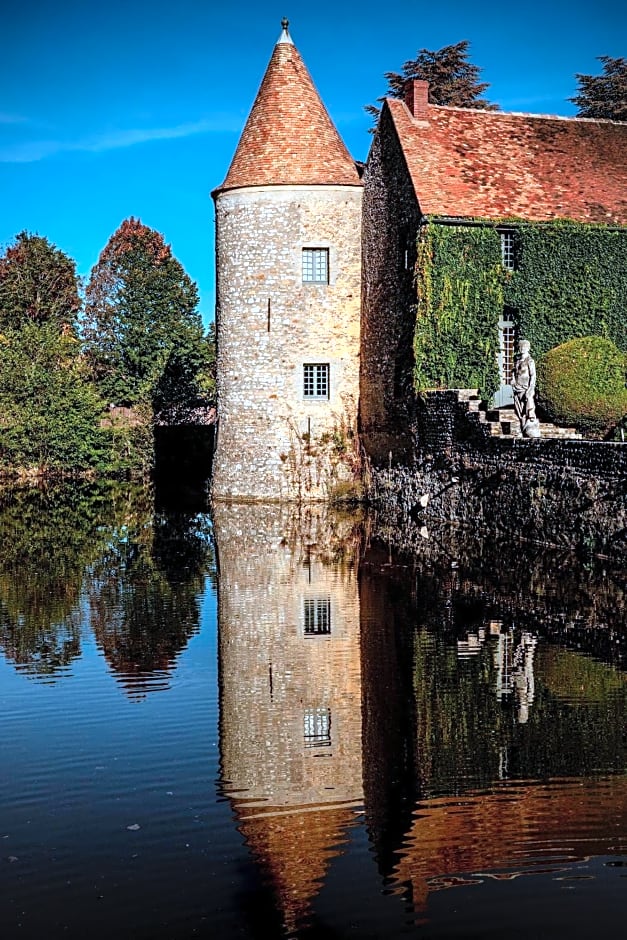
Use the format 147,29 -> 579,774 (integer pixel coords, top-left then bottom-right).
211,21 -> 363,501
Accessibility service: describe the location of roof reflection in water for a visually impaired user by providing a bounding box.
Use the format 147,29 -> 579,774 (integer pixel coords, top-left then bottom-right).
213,504 -> 626,934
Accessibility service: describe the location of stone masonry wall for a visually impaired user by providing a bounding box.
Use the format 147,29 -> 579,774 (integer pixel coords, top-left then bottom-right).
368,392 -> 627,560
360,105 -> 421,464
212,185 -> 362,501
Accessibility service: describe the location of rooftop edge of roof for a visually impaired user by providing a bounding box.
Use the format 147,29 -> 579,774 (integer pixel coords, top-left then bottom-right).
385,96 -> 627,126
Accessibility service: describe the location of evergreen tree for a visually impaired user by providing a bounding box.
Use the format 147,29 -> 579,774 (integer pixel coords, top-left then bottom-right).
569,56 -> 627,121
366,40 -> 498,125
0,231 -> 81,332
82,218 -> 210,414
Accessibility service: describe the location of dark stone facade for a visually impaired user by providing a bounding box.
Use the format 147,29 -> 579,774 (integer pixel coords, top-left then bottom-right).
360,106 -> 421,464
367,391 -> 627,561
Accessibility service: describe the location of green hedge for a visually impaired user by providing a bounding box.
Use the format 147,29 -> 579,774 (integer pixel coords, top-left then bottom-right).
537,336 -> 627,436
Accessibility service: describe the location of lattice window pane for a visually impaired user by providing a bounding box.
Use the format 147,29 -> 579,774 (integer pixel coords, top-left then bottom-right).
302,248 -> 329,283
500,231 -> 515,271
501,324 -> 516,384
303,363 -> 329,399
304,597 -> 331,635
304,707 -> 331,747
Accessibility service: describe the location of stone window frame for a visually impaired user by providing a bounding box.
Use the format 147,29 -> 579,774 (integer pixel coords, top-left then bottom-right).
302,247 -> 329,284
303,363 -> 330,400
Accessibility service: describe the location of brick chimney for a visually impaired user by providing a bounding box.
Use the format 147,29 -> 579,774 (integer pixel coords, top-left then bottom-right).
404,79 -> 430,120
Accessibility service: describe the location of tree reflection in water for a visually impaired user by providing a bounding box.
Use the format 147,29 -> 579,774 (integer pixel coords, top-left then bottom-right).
0,484 -> 111,679
0,482 -> 215,694
0,489 -> 624,938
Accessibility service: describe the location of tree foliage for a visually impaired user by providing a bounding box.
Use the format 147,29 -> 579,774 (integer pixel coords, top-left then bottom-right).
0,323 -> 108,471
0,232 -> 108,475
0,231 -> 81,332
569,56 -> 627,121
366,40 -> 498,124
82,218 -> 211,415
152,319 -> 216,422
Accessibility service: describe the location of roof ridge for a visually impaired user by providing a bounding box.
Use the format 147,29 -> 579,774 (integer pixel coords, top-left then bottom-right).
387,95 -> 627,125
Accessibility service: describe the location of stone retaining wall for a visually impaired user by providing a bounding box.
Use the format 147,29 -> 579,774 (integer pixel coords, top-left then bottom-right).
368,391 -> 626,560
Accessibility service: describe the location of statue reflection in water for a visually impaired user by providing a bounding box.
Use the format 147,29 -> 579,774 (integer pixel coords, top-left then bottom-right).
458,621 -> 538,723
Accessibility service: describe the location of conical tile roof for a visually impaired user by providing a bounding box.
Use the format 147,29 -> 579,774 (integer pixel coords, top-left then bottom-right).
216,22 -> 361,192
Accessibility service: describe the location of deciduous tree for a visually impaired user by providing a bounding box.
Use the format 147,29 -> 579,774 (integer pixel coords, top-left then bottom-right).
366,40 -> 498,125
569,56 -> 627,121
0,323 -> 108,471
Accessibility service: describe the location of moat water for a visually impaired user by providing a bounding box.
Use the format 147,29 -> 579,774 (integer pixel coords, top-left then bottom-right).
0,483 -> 625,939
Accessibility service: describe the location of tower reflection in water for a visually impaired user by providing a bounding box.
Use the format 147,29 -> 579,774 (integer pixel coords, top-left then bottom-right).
213,502 -> 364,934
214,507 -> 627,934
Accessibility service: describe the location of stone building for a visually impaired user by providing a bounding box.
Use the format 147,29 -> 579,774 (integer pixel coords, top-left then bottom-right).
212,22 -> 626,495
361,82 -> 627,463
211,21 -> 362,501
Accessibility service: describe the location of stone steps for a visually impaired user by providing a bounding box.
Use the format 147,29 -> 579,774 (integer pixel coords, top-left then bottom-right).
455,390 -> 583,440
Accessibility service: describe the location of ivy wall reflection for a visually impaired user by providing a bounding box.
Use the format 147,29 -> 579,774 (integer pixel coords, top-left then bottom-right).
359,539 -> 627,913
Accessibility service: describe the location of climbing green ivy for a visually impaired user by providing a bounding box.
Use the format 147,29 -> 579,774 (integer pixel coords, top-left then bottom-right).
414,224 -> 503,399
504,221 -> 626,357
414,219 -> 626,401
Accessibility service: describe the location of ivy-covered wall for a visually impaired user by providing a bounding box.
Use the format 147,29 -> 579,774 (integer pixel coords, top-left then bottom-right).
414,224 -> 503,400
414,220 -> 626,401
504,221 -> 626,356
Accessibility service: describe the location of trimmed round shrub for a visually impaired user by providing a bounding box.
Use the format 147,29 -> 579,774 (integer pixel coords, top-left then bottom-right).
537,336 -> 627,437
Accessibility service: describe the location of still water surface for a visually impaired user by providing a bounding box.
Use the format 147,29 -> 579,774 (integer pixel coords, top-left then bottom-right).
0,484 -> 625,939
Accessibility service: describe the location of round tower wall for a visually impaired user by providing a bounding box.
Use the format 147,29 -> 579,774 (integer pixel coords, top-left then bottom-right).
212,185 -> 362,502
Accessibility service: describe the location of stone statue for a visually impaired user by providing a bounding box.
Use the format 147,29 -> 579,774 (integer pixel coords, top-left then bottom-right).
511,340 -> 540,438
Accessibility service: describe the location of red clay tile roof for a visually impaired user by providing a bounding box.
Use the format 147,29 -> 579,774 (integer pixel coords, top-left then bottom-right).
386,97 -> 627,223
216,37 -> 361,192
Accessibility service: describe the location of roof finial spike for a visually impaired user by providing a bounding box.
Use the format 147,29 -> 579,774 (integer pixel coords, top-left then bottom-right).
278,16 -> 294,45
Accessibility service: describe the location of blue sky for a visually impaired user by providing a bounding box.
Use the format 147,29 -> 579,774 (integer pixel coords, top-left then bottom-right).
1,0 -> 624,326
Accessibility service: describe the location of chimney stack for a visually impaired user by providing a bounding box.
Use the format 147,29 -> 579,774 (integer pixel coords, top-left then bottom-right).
404,80 -> 430,120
